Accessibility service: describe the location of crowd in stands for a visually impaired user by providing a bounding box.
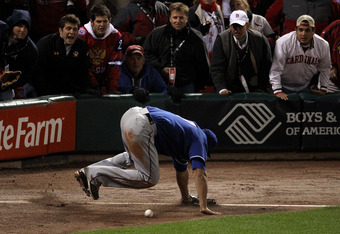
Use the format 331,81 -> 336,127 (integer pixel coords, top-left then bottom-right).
0,0 -> 339,103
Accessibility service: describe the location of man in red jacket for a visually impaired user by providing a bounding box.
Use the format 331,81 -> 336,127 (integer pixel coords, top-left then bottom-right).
113,0 -> 169,50
78,4 -> 123,94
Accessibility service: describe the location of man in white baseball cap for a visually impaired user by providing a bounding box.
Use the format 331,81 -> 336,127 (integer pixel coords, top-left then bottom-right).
296,14 -> 315,28
229,9 -> 249,26
211,9 -> 272,95
229,10 -> 249,43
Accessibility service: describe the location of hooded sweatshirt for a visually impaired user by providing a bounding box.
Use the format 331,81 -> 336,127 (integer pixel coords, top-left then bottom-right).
2,9 -> 38,89
78,22 -> 123,93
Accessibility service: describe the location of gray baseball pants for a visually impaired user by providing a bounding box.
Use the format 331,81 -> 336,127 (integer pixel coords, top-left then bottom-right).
82,107 -> 159,189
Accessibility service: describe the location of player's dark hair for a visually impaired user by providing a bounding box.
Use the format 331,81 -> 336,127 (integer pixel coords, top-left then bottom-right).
89,4 -> 111,21
59,14 -> 80,29
169,2 -> 189,16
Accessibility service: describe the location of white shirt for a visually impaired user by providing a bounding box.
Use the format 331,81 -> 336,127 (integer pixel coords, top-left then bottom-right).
222,0 -> 231,18
202,10 -> 224,53
250,14 -> 274,37
269,31 -> 331,93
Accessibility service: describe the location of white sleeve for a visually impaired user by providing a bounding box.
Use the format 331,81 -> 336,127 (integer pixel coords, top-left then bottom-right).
258,15 -> 274,37
269,39 -> 286,94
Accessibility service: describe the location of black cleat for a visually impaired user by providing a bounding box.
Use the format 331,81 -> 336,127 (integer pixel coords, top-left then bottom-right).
75,170 -> 90,197
181,195 -> 216,206
89,182 -> 99,200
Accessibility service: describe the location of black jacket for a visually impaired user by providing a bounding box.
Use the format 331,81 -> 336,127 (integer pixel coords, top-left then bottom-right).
35,33 -> 91,95
1,10 -> 38,89
143,23 -> 210,91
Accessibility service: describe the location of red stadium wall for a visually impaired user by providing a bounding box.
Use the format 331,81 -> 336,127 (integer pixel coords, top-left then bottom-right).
0,97 -> 76,161
1,93 -> 340,162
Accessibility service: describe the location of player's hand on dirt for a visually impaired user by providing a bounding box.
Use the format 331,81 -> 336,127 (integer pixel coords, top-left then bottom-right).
275,92 -> 288,100
200,207 -> 221,215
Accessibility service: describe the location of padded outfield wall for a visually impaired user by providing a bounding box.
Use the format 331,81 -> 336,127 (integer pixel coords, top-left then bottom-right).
0,93 -> 340,161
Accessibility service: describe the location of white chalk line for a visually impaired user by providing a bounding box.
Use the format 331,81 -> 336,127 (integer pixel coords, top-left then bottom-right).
0,200 -> 335,208
0,200 -> 30,204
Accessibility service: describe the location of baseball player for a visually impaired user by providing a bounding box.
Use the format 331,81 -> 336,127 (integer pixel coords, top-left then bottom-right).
269,15 -> 331,101
75,106 -> 220,215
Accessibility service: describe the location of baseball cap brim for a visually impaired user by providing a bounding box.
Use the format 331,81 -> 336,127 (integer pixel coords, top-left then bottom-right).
230,20 -> 247,26
130,50 -> 144,56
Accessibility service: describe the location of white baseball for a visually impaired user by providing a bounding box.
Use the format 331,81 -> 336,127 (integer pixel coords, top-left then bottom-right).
144,209 -> 153,217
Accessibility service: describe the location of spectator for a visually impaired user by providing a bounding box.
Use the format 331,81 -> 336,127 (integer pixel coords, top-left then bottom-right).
29,0 -> 89,42
189,0 -> 225,62
119,45 -> 167,103
144,2 -> 211,100
216,0 -> 232,27
75,105 -> 220,215
113,0 -> 169,50
211,10 -> 272,95
0,20 -> 11,101
0,9 -> 38,100
78,4 -> 123,95
34,14 -> 92,96
265,0 -> 340,37
321,19 -> 340,93
269,15 -> 331,100
230,0 -> 275,48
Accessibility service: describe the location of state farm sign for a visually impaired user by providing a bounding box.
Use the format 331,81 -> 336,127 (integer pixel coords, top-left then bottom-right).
0,100 -> 76,161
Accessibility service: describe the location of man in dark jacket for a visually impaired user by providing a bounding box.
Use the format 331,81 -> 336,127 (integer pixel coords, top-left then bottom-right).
1,9 -> 38,100
211,10 -> 272,94
143,2 -> 210,99
34,14 -> 91,96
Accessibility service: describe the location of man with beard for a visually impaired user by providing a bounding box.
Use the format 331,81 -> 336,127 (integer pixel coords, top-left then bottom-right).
34,14 -> 91,96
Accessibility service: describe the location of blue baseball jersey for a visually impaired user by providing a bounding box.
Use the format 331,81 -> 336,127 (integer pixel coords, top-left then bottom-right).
146,106 -> 208,169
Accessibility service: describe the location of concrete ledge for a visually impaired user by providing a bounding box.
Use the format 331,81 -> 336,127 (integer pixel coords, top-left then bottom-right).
1,152 -> 339,169
210,152 -> 340,161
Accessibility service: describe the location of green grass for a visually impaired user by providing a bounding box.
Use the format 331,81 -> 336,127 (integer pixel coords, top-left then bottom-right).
78,206 -> 340,234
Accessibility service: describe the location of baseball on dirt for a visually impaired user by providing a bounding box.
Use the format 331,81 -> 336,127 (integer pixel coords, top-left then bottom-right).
144,209 -> 153,217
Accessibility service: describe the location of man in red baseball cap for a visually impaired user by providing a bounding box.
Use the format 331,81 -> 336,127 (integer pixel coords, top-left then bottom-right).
119,45 -> 167,103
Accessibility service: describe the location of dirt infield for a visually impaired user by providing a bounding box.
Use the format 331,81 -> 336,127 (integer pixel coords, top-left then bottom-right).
1,160 -> 340,233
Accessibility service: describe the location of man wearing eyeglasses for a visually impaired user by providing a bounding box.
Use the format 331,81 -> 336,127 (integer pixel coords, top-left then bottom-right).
211,10 -> 272,95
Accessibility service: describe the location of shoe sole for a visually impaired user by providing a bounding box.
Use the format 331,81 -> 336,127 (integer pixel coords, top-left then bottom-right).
74,171 -> 91,197
181,195 -> 216,206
